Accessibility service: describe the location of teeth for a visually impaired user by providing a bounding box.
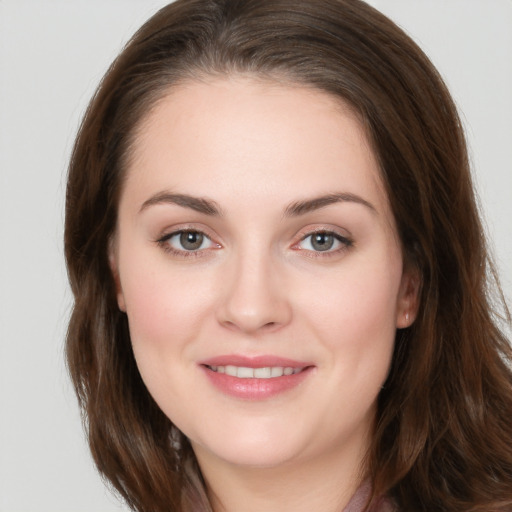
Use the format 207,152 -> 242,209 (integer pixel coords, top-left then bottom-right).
208,365 -> 304,378
225,365 -> 237,377
254,367 -> 271,378
271,366 -> 283,377
237,366 -> 254,378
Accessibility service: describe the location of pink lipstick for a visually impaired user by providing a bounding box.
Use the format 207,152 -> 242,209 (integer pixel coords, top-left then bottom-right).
199,355 -> 314,400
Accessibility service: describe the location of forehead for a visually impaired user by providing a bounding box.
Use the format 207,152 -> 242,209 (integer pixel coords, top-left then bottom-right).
122,77 -> 389,216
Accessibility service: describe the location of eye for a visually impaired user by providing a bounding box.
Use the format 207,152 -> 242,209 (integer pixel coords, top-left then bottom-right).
297,231 -> 352,253
158,230 -> 217,253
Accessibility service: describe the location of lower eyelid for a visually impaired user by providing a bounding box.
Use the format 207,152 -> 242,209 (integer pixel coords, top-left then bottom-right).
156,229 -> 217,253
155,228 -> 352,257
297,231 -> 353,249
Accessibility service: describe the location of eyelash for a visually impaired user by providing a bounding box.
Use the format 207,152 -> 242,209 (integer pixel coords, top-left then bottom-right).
156,228 -> 353,259
294,229 -> 354,258
156,229 -> 219,258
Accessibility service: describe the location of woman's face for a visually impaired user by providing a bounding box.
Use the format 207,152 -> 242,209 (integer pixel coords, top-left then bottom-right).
111,77 -> 417,472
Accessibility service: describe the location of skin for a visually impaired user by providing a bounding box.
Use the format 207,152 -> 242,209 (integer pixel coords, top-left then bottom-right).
110,77 -> 419,512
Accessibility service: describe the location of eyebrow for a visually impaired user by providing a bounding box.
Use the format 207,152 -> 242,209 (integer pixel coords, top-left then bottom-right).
139,191 -> 376,217
284,192 -> 377,216
139,192 -> 222,216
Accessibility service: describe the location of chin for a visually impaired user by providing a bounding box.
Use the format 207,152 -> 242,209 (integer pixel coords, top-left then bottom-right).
190,421 -> 312,469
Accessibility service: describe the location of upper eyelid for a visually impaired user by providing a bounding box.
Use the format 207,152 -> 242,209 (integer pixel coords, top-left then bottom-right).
295,226 -> 352,241
158,230 -> 220,251
300,229 -> 346,238
159,229 -> 212,242
167,230 -> 215,248
297,231 -> 352,246
156,225 -> 216,242
293,227 -> 354,252
156,228 -> 220,258
154,224 -> 353,248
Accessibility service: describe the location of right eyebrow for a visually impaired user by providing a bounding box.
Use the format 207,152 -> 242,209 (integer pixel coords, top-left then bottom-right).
138,192 -> 222,216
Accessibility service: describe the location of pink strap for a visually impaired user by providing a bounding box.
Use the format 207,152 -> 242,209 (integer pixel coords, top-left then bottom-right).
343,481 -> 394,512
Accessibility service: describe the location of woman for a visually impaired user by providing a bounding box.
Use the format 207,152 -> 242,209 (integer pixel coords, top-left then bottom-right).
64,0 -> 512,510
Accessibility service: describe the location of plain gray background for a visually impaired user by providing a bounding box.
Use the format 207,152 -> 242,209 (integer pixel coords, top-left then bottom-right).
0,1 -> 510,510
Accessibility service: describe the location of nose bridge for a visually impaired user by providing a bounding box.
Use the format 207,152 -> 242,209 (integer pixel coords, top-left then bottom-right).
218,241 -> 291,333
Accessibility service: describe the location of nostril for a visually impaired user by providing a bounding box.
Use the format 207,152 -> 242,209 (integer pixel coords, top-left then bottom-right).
217,288 -> 293,333
262,321 -> 281,332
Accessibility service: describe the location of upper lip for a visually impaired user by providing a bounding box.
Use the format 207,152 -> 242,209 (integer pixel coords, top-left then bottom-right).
200,354 -> 313,368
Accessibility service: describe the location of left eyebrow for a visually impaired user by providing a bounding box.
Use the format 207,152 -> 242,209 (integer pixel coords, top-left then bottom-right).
284,192 -> 377,217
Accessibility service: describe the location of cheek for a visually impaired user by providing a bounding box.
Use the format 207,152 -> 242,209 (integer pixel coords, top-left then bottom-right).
297,256 -> 402,431
119,254 -> 214,364
302,255 -> 402,357
119,260 -> 215,421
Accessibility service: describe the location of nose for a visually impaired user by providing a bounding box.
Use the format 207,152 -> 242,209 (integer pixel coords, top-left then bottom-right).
216,248 -> 292,335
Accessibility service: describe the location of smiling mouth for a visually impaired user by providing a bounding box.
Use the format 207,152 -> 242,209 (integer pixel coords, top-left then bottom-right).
206,365 -> 305,378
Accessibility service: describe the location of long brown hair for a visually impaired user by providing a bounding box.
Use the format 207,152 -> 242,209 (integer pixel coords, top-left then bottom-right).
64,1 -> 512,510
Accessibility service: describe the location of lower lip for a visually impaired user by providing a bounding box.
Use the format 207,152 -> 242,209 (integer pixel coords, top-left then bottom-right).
201,366 -> 313,400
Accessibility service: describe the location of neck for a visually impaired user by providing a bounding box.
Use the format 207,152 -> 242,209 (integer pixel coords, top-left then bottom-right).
192,436 -> 369,512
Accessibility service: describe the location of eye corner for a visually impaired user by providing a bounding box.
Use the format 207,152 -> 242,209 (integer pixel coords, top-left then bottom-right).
292,228 -> 354,256
155,227 -> 222,258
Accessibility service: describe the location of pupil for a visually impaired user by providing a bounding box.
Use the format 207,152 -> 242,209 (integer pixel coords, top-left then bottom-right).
180,231 -> 203,250
312,233 -> 334,251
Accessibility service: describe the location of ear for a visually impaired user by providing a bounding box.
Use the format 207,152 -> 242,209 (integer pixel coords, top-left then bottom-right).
108,237 -> 126,312
396,263 -> 421,329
